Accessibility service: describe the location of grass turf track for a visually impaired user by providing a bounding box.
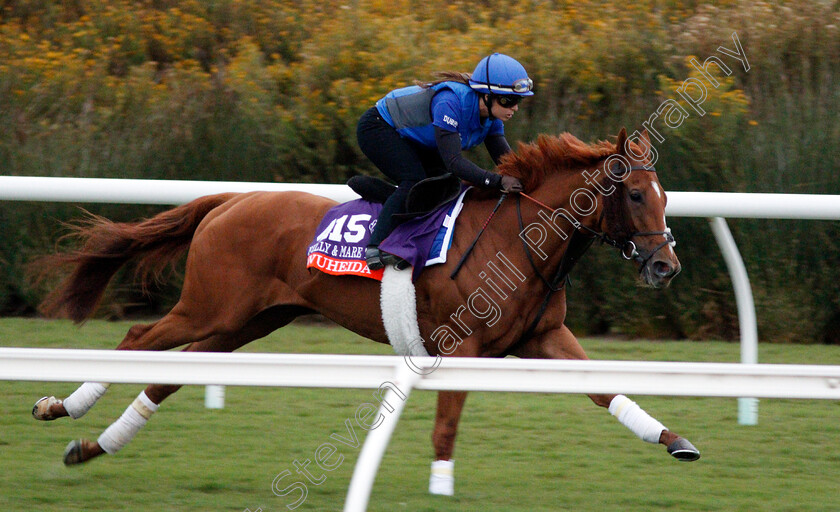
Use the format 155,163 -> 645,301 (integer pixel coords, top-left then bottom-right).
1,318 -> 839,512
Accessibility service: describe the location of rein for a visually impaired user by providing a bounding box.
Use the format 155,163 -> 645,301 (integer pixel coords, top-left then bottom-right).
515,192 -> 596,345
447,162 -> 676,346
450,193 -> 507,279
515,193 -> 591,293
521,163 -> 675,272
520,191 -> 634,263
515,193 -> 596,345
514,163 -> 675,342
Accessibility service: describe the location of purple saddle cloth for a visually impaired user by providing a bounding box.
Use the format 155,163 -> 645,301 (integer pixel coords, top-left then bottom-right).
306,189 -> 467,281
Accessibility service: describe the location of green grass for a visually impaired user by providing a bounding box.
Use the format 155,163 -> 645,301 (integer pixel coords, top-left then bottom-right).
1,318 -> 839,511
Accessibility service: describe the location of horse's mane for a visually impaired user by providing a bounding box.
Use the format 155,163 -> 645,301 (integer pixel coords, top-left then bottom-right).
497,133 -> 618,191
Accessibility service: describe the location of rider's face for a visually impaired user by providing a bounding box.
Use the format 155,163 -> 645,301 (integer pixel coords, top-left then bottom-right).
480,95 -> 520,122
491,98 -> 519,122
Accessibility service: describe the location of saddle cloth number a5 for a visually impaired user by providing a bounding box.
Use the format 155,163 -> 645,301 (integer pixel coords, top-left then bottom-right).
316,214 -> 372,244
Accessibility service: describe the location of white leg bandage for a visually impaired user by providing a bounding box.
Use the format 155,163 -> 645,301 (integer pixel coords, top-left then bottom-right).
381,265 -> 431,357
97,391 -> 159,454
429,459 -> 454,496
63,382 -> 110,419
609,395 -> 666,444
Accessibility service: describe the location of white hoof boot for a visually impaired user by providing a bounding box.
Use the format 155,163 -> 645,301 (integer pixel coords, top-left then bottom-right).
429,459 -> 454,495
32,396 -> 63,421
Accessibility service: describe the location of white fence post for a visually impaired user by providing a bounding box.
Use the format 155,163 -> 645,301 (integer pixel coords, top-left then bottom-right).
5,179 -> 840,507
343,362 -> 421,512
204,384 -> 225,409
709,217 -> 759,425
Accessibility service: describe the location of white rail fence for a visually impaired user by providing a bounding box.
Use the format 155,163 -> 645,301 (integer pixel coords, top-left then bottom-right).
2,175 -> 840,425
3,348 -> 840,512
4,348 -> 840,398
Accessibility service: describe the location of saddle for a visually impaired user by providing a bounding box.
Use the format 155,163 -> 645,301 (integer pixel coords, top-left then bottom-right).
307,176 -> 468,282
347,173 -> 462,221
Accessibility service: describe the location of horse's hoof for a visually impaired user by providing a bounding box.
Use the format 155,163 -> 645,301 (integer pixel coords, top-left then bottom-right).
667,438 -> 700,461
32,396 -> 63,421
63,439 -> 90,466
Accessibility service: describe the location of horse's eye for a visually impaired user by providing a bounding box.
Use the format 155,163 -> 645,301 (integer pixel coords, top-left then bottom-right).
629,190 -> 643,203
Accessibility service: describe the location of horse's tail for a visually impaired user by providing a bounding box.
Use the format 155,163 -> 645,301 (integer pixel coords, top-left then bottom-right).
34,193 -> 238,323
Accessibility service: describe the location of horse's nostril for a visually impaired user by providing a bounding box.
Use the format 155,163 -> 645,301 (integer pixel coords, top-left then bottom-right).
653,261 -> 673,277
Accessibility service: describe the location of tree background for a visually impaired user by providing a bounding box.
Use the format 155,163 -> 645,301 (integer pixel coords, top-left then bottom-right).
1,0 -> 838,343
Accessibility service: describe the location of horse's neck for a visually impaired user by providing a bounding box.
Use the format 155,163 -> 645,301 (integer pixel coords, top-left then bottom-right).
458,169 -> 605,290
526,168 -> 604,255
521,169 -> 604,275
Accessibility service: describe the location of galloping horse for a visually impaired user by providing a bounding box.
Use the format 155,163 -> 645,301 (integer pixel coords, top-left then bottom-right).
32,128 -> 698,495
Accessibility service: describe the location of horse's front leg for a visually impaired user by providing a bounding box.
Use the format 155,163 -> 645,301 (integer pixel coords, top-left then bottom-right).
429,390 -> 468,495
512,324 -> 700,461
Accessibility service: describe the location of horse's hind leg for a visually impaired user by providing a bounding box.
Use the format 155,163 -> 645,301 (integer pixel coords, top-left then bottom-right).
32,324 -> 159,421
62,305 -> 308,465
62,377 -> 191,464
32,383 -> 110,421
32,315 -> 194,421
33,290 -> 258,422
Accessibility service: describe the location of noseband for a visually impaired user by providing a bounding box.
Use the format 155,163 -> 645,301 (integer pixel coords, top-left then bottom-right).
604,162 -> 676,271
579,213 -> 676,274
511,163 -> 675,348
519,164 -> 676,274
546,162 -> 676,273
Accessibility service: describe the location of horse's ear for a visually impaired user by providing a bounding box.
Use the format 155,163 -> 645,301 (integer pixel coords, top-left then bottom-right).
640,128 -> 652,146
638,129 -> 653,154
616,127 -> 628,155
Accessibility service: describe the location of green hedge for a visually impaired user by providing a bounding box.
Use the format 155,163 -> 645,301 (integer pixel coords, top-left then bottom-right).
2,0 -> 838,342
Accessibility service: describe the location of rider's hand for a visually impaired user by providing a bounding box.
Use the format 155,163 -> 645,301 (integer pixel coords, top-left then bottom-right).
500,176 -> 523,194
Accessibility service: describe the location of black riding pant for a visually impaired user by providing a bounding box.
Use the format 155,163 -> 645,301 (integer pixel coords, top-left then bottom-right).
356,107 -> 445,246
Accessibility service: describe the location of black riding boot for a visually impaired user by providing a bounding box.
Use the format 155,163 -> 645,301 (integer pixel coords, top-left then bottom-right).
366,183 -> 413,270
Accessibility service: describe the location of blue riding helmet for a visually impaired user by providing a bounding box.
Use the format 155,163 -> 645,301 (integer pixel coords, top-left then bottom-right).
468,53 -> 534,96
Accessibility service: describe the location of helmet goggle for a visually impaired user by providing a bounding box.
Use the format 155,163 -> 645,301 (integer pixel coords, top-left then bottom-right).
486,78 -> 534,95
476,54 -> 533,113
510,77 -> 534,94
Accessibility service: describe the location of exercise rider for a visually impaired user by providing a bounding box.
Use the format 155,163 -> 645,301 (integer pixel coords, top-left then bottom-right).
356,53 -> 534,270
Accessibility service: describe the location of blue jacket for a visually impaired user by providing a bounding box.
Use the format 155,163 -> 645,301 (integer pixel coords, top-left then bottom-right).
375,82 -> 504,149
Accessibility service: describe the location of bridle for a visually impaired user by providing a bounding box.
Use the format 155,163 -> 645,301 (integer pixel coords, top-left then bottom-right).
512,162 -> 676,346
519,162 -> 676,274
449,159 -> 677,347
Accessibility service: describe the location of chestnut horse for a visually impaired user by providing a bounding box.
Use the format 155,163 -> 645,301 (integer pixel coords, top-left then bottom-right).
32,128 -> 698,495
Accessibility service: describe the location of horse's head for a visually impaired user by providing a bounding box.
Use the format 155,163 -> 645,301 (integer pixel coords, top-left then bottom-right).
600,128 -> 680,289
